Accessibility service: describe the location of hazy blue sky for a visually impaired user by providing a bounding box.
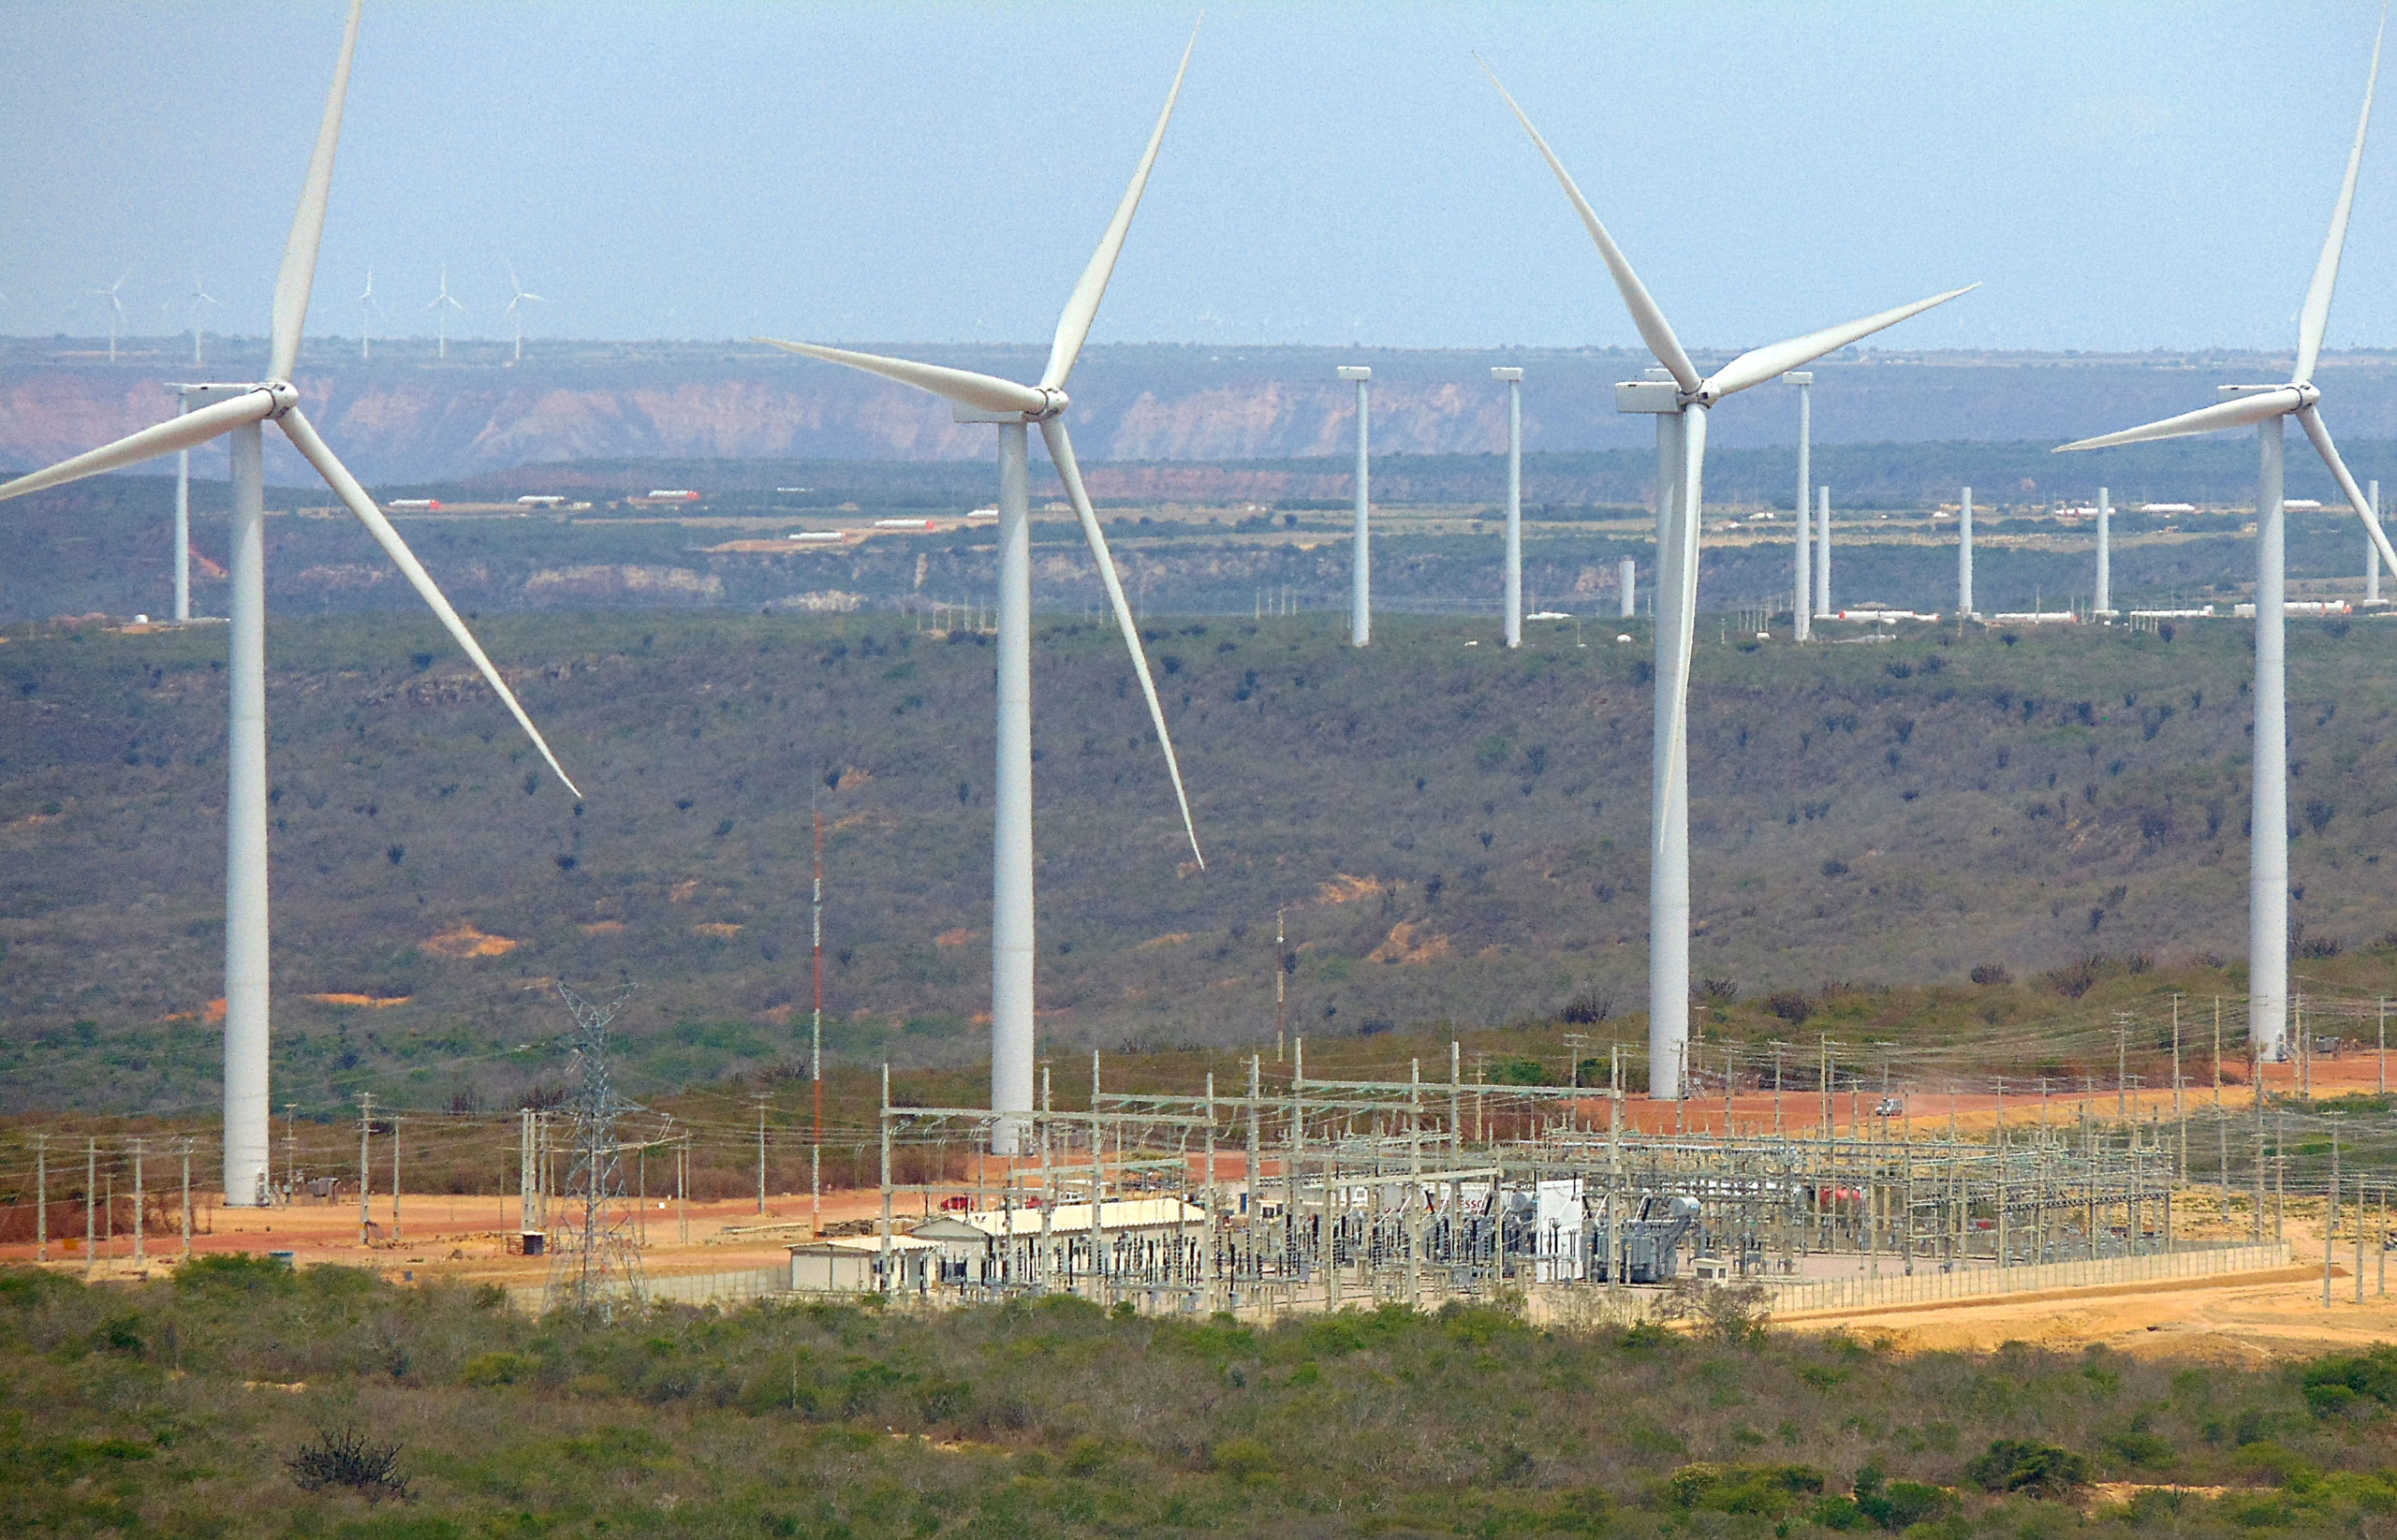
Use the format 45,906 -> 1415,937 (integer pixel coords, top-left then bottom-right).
4,3 -> 2394,357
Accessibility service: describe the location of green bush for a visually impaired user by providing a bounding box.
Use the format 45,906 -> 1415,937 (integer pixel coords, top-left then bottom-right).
1668,1460 -> 1826,1517
1965,1438 -> 2090,1497
459,1351 -> 534,1386
2302,1345 -> 2397,1415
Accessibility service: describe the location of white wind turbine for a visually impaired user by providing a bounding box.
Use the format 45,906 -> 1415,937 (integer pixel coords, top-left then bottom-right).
359,268 -> 382,359
2057,21 -> 2397,1065
1484,61 -> 1973,1100
0,0 -> 577,1204
187,273 -> 222,366
426,263 -> 465,359
757,27 -> 1204,1153
504,263 -> 546,361
87,270 -> 131,361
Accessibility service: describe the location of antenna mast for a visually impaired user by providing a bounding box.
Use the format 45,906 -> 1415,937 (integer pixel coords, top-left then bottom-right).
1274,908 -> 1287,1062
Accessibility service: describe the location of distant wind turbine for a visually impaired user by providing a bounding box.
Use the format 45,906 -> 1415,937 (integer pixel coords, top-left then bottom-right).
187,273 -> 222,366
0,0 -> 576,1205
504,263 -> 545,361
358,269 -> 382,359
1483,57 -> 1973,1102
425,264 -> 465,359
2056,18 -> 2397,1065
87,269 -> 131,361
757,24 -> 1203,1153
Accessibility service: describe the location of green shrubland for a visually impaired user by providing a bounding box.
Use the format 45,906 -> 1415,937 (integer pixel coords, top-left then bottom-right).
7,607 -> 2397,1121
12,1262 -> 2397,1536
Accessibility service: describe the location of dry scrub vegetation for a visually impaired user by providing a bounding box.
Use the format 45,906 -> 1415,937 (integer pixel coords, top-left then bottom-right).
12,1259 -> 2397,1537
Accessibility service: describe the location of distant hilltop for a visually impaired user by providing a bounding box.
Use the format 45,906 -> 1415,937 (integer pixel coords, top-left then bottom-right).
9,337 -> 2397,484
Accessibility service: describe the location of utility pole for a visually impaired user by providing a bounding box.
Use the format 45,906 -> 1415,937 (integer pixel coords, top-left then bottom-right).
180,1139 -> 193,1256
390,1115 -> 401,1245
356,1093 -> 375,1247
812,806 -> 825,1237
33,1135 -> 45,1263
284,1102 -> 298,1204
84,1138 -> 96,1276
2171,994 -> 2184,1181
755,1095 -> 771,1215
2327,1122 -> 2340,1308
2113,1014 -> 2130,1122
130,1138 -> 144,1267
519,1107 -> 538,1238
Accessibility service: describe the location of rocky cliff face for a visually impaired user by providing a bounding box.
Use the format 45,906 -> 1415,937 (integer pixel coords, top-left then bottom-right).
14,337 -> 2397,485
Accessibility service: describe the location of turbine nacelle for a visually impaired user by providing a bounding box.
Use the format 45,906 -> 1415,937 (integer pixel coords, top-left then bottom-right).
953,386 -> 1068,425
2217,382 -> 2319,409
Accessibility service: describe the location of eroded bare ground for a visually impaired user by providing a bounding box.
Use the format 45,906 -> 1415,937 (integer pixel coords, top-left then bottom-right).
1780,1250 -> 2397,1362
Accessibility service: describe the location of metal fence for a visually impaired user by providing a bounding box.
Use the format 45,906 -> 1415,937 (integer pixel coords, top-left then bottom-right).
507,1264 -> 787,1314
1762,1239 -> 2293,1316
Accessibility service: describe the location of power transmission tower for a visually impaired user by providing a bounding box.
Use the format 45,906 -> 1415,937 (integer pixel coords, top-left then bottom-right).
544,982 -> 645,1316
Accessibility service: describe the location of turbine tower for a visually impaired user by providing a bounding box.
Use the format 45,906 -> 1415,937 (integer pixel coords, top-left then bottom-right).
1493,367 -> 1524,647
426,264 -> 465,359
757,28 -> 1203,1153
0,0 -> 576,1202
1815,486 -> 1832,619
504,263 -> 546,361
1485,61 -> 1970,1099
2056,19 -> 2396,1064
1787,371 -> 1812,640
1959,486 -> 1975,619
2095,487 -> 2112,618
1340,365 -> 1374,645
2373,479 -> 2384,605
187,274 -> 222,366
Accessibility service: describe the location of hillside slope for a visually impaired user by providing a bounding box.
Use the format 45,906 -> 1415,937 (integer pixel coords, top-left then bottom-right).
4,611 -> 2397,1114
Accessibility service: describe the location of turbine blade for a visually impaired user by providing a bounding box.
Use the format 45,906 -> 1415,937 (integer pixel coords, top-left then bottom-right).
1700,286 -> 1978,401
0,389 -> 275,504
2297,403 -> 2397,577
2054,389 -> 2301,451
269,0 -> 362,382
1478,56 -> 1698,393
1038,21 -> 1199,394
1039,417 -> 1203,868
756,338 -> 1048,417
2298,15 -> 2384,384
277,408 -> 581,798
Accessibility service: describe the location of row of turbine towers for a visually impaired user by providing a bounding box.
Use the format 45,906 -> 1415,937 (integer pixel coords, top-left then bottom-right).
1338,362 -> 2390,653
5,7 -> 2391,1202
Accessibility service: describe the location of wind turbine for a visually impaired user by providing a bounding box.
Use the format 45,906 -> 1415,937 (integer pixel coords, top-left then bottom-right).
359,268 -> 382,359
87,270 -> 131,362
504,263 -> 546,361
0,0 -> 576,1204
426,264 -> 465,359
187,273 -> 222,366
2056,21 -> 2397,1064
1484,61 -> 1972,1100
757,26 -> 1203,1153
